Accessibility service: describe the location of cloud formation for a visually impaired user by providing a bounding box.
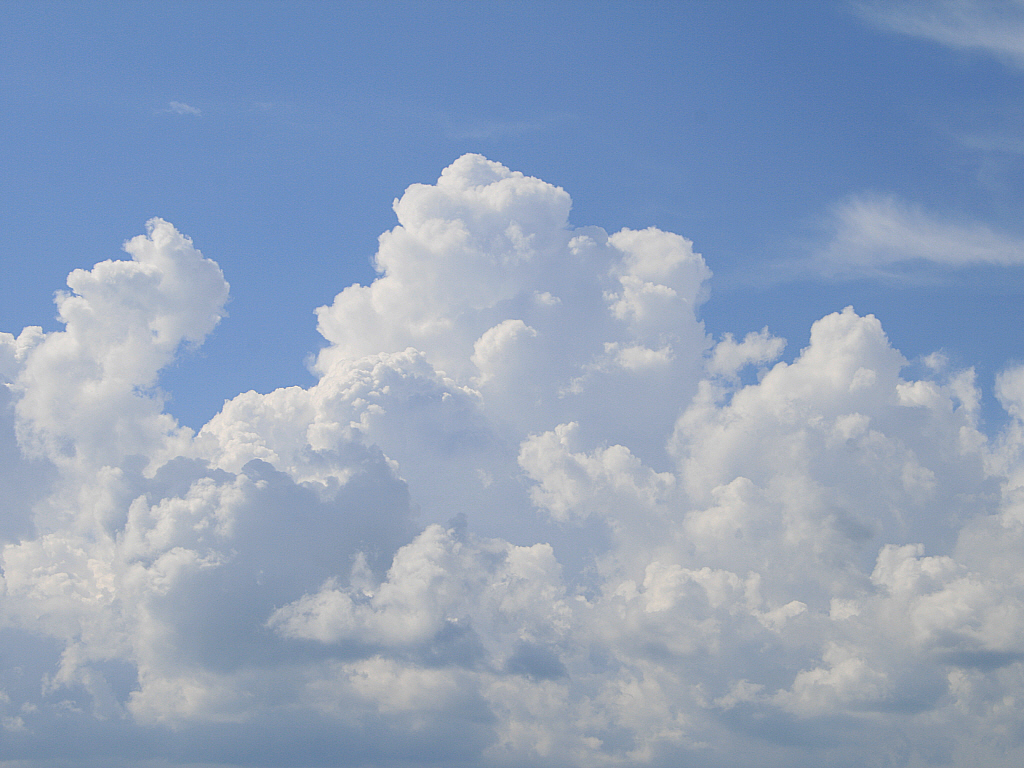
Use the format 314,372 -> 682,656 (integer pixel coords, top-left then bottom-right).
4,157 -> 1024,767
808,193 -> 1024,277
167,101 -> 201,116
859,0 -> 1024,68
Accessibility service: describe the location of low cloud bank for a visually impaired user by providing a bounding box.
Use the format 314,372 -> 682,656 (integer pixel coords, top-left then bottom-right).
3,156 -> 1024,767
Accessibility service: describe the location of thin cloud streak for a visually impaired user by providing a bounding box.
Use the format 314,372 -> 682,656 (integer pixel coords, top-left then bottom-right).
167,100 -> 201,116
959,129 -> 1024,155
816,193 -> 1024,275
858,0 -> 1024,68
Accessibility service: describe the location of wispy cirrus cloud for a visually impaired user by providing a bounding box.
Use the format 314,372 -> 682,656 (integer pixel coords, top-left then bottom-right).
166,100 -> 201,116
806,192 -> 1024,278
857,0 -> 1024,68
958,129 -> 1024,155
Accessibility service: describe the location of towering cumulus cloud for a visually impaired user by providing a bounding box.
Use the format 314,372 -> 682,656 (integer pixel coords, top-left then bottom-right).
2,156 -> 1024,767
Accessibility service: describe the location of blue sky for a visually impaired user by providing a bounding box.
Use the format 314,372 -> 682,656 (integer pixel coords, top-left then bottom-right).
5,2 -> 1024,767
5,0 -> 1024,431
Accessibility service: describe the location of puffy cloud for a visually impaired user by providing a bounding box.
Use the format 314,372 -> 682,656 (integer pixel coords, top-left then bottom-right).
3,157 -> 1024,767
707,327 -> 786,380
9,218 -> 228,472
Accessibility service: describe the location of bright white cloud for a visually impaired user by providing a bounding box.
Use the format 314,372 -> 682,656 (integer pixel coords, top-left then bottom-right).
707,327 -> 786,380
810,193 -> 1024,276
4,157 -> 1024,767
859,0 -> 1024,68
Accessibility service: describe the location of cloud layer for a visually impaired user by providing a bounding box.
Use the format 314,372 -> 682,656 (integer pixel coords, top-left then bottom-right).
4,156 -> 1024,767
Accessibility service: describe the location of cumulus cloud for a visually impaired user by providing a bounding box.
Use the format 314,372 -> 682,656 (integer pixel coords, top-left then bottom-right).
858,0 -> 1024,68
4,157 -> 1024,767
807,193 -> 1024,277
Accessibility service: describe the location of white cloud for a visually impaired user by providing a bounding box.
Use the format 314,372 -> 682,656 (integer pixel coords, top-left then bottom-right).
10,218 -> 228,473
858,0 -> 1024,68
959,129 -> 1024,156
167,100 -> 201,116
707,327 -> 786,380
809,193 -> 1024,277
5,157 -> 1024,766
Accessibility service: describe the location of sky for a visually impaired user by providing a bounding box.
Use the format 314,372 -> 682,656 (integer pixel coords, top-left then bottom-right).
3,1 -> 1024,766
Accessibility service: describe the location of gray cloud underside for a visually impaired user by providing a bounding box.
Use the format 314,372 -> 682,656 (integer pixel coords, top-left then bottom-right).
4,156 -> 1024,767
